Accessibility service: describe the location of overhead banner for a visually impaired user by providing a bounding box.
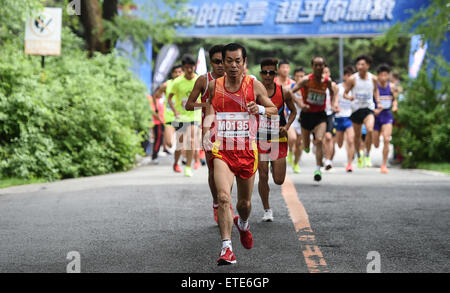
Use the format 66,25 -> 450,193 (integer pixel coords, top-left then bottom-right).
171,0 -> 429,38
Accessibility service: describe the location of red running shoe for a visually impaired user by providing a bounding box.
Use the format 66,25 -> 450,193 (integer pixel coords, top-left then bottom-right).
217,247 -> 236,265
173,164 -> 182,173
233,216 -> 253,249
193,161 -> 201,170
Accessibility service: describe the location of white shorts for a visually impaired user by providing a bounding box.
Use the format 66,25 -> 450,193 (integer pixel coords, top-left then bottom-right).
292,118 -> 302,135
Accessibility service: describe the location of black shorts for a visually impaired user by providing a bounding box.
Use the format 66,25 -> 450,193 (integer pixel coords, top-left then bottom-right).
299,111 -> 327,131
350,108 -> 374,125
326,114 -> 336,136
172,121 -> 199,132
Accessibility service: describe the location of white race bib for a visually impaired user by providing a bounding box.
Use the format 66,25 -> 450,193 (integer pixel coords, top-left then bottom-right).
216,112 -> 250,138
306,90 -> 326,105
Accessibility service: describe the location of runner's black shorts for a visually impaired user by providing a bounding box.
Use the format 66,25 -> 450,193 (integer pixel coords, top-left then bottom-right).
350,108 -> 374,125
326,114 -> 336,136
299,111 -> 327,131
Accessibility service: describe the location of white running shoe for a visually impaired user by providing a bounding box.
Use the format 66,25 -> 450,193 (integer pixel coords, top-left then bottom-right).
262,210 -> 274,222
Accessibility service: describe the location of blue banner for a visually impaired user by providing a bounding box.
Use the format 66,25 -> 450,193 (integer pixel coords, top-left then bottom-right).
171,0 -> 429,38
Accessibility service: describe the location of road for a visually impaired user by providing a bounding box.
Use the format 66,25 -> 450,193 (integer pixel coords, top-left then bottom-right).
0,143 -> 449,273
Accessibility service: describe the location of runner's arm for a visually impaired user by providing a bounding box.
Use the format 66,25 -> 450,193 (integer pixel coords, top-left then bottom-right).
343,76 -> 355,101
290,76 -> 309,110
372,75 -> 382,110
203,80 -> 216,134
391,83 -> 399,112
328,80 -> 338,112
167,91 -> 179,118
251,80 -> 277,117
185,75 -> 207,111
282,87 -> 297,130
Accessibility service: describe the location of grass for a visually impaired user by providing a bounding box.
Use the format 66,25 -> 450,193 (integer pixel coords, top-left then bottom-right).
0,177 -> 47,189
416,162 -> 450,174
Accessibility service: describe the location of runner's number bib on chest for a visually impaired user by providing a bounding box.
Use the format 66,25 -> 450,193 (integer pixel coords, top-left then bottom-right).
307,89 -> 326,105
217,112 -> 250,138
258,115 -> 280,135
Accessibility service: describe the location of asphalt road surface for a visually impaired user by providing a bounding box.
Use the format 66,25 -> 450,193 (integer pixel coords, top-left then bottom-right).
1,143 -> 449,273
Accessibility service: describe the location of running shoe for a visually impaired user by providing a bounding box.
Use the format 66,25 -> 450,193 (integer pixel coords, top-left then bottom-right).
262,210 -> 273,222
357,157 -> 365,168
201,159 -> 206,166
346,163 -> 353,173
324,159 -> 333,171
173,164 -> 182,173
193,161 -> 201,170
364,156 -> 372,168
184,166 -> 193,177
380,165 -> 389,174
150,158 -> 159,165
217,247 -> 236,266
287,151 -> 293,165
304,148 -> 310,153
233,216 -> 253,249
314,170 -> 322,182
293,164 -> 301,174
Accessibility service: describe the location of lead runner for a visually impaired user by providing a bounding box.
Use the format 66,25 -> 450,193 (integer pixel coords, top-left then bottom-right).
203,43 -> 277,265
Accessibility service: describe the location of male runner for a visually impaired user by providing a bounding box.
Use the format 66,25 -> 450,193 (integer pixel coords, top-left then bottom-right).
275,60 -> 296,166
290,67 -> 306,173
373,64 -> 398,174
291,56 -> 337,182
203,43 -> 277,265
334,66 -> 356,172
257,58 -> 297,222
322,66 -> 338,171
167,54 -> 200,177
343,54 -> 382,168
154,65 -> 184,154
275,60 -> 295,87
184,45 -> 228,223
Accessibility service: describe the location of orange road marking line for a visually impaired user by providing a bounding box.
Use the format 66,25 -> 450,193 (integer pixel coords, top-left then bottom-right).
281,175 -> 329,273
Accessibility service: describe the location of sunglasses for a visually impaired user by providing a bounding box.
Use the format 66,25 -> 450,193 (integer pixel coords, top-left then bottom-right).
211,59 -> 223,65
260,70 -> 277,76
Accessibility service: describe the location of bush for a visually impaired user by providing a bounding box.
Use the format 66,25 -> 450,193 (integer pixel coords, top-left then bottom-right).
0,28 -> 151,180
392,56 -> 450,168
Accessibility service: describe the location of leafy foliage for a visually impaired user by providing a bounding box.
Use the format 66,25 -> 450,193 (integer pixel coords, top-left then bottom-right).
0,26 -> 151,180
392,56 -> 449,167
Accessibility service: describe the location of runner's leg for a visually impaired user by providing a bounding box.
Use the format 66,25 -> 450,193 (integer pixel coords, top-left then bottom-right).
345,126 -> 355,166
381,123 -> 393,167
257,160 -> 270,210
313,122 -> 326,167
214,158 -> 235,240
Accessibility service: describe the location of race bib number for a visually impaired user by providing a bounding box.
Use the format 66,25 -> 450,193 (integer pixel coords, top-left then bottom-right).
355,92 -> 372,101
258,115 -> 280,134
380,95 -> 393,109
306,90 -> 326,105
216,112 -> 250,138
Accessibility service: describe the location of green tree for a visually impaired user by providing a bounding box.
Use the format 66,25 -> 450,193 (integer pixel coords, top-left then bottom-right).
375,0 -> 450,167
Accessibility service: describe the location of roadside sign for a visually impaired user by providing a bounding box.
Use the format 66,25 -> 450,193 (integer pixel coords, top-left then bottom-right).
25,7 -> 62,56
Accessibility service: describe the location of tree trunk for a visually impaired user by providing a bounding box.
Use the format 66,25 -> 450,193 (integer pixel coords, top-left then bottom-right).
80,0 -> 106,56
102,0 -> 118,53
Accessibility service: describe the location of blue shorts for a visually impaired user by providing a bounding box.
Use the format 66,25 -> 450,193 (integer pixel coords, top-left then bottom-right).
334,117 -> 352,132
